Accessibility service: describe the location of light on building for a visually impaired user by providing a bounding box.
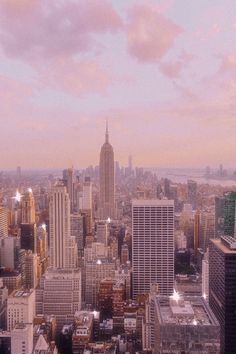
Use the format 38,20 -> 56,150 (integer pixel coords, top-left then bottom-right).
170,289 -> 181,302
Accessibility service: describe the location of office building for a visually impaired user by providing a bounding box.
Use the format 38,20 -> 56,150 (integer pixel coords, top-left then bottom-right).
132,200 -> 174,297
99,122 -> 115,219
11,323 -> 33,354
36,268 -> 81,332
21,188 -> 36,224
63,168 -> 75,212
20,223 -> 37,254
49,181 -> 77,269
209,236 -> 236,354
187,180 -> 197,210
153,294 -> 220,353
24,251 -> 38,289
7,289 -> 35,331
0,207 -> 8,239
96,221 -> 108,245
223,191 -> 236,237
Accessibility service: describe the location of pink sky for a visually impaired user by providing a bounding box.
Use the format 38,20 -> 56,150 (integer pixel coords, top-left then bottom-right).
0,0 -> 236,169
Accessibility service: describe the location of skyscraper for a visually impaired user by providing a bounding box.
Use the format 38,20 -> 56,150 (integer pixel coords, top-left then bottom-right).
21,188 -> 35,224
99,122 -> 115,219
49,181 -> 77,269
223,191 -> 236,237
63,167 -> 75,212
187,180 -> 197,210
132,199 -> 174,297
209,236 -> 236,354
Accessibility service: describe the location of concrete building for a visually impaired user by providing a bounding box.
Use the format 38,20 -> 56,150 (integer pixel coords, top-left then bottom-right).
209,236 -> 236,354
202,249 -> 209,301
36,268 -> 81,332
11,323 -> 33,354
49,181 -> 77,269
0,279 -> 8,329
132,199 -> 174,297
21,188 -> 36,224
84,259 -> 116,308
153,294 -> 220,353
72,311 -> 93,353
96,221 -> 108,246
20,223 -> 37,254
99,122 -> 115,219
24,251 -> 38,289
7,289 -> 35,331
0,207 -> 8,239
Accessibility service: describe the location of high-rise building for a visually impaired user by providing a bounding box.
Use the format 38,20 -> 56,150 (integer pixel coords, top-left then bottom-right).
11,323 -> 33,354
20,223 -> 37,254
223,191 -> 236,237
81,177 -> 92,211
21,188 -> 36,224
36,268 -> 81,332
152,294 -> 220,353
187,180 -> 197,210
209,236 -> 236,354
24,251 -> 38,289
63,168 -> 75,212
96,221 -> 108,245
202,249 -> 209,301
132,200 -> 174,297
49,181 -> 77,269
7,289 -> 35,331
99,122 -> 115,219
0,207 -> 8,239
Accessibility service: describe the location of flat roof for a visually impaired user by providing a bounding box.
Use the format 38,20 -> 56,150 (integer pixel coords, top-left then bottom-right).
132,199 -> 174,206
210,238 -> 236,254
155,295 -> 219,327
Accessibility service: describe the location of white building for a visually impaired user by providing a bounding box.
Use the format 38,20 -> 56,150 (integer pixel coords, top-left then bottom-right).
132,199 -> 174,297
96,221 -> 108,246
82,178 -> 92,211
7,289 -> 35,331
11,323 -> 33,354
49,181 -> 77,269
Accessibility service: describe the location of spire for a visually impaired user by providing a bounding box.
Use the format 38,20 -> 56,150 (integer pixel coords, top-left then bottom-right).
105,119 -> 109,143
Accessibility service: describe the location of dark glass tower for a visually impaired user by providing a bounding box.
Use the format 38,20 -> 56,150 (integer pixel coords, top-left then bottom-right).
209,236 -> 236,354
223,191 -> 236,237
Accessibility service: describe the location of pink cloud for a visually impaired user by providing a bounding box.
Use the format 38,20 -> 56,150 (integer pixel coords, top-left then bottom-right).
159,50 -> 194,78
220,54 -> 236,71
0,0 -> 122,60
37,58 -> 112,95
159,61 -> 183,78
127,4 -> 182,63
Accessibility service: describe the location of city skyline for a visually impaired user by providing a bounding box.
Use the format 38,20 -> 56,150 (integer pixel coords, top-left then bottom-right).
0,0 -> 236,168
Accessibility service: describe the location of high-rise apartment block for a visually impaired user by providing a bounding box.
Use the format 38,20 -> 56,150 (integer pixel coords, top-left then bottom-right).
132,200 -> 174,297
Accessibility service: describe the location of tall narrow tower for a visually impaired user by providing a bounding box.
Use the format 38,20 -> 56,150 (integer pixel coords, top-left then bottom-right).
99,122 -> 115,219
49,181 -> 77,269
21,188 -> 35,224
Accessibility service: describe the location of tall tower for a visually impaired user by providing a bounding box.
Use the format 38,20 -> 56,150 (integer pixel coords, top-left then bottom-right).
132,199 -> 174,298
49,181 -> 77,269
99,122 -> 115,219
21,188 -> 35,224
209,236 -> 236,354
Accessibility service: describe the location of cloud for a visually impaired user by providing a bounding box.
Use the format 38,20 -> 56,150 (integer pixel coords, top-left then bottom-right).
159,61 -> 183,78
220,54 -> 236,72
37,58 -> 112,96
127,4 -> 182,63
0,0 -> 122,60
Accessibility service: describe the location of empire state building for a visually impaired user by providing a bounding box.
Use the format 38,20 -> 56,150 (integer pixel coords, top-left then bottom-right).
99,123 -> 115,219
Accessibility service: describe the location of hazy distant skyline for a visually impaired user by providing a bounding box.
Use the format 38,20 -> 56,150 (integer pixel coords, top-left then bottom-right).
0,0 -> 236,169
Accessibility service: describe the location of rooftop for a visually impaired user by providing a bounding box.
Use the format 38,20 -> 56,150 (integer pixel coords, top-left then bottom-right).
155,295 -> 219,327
